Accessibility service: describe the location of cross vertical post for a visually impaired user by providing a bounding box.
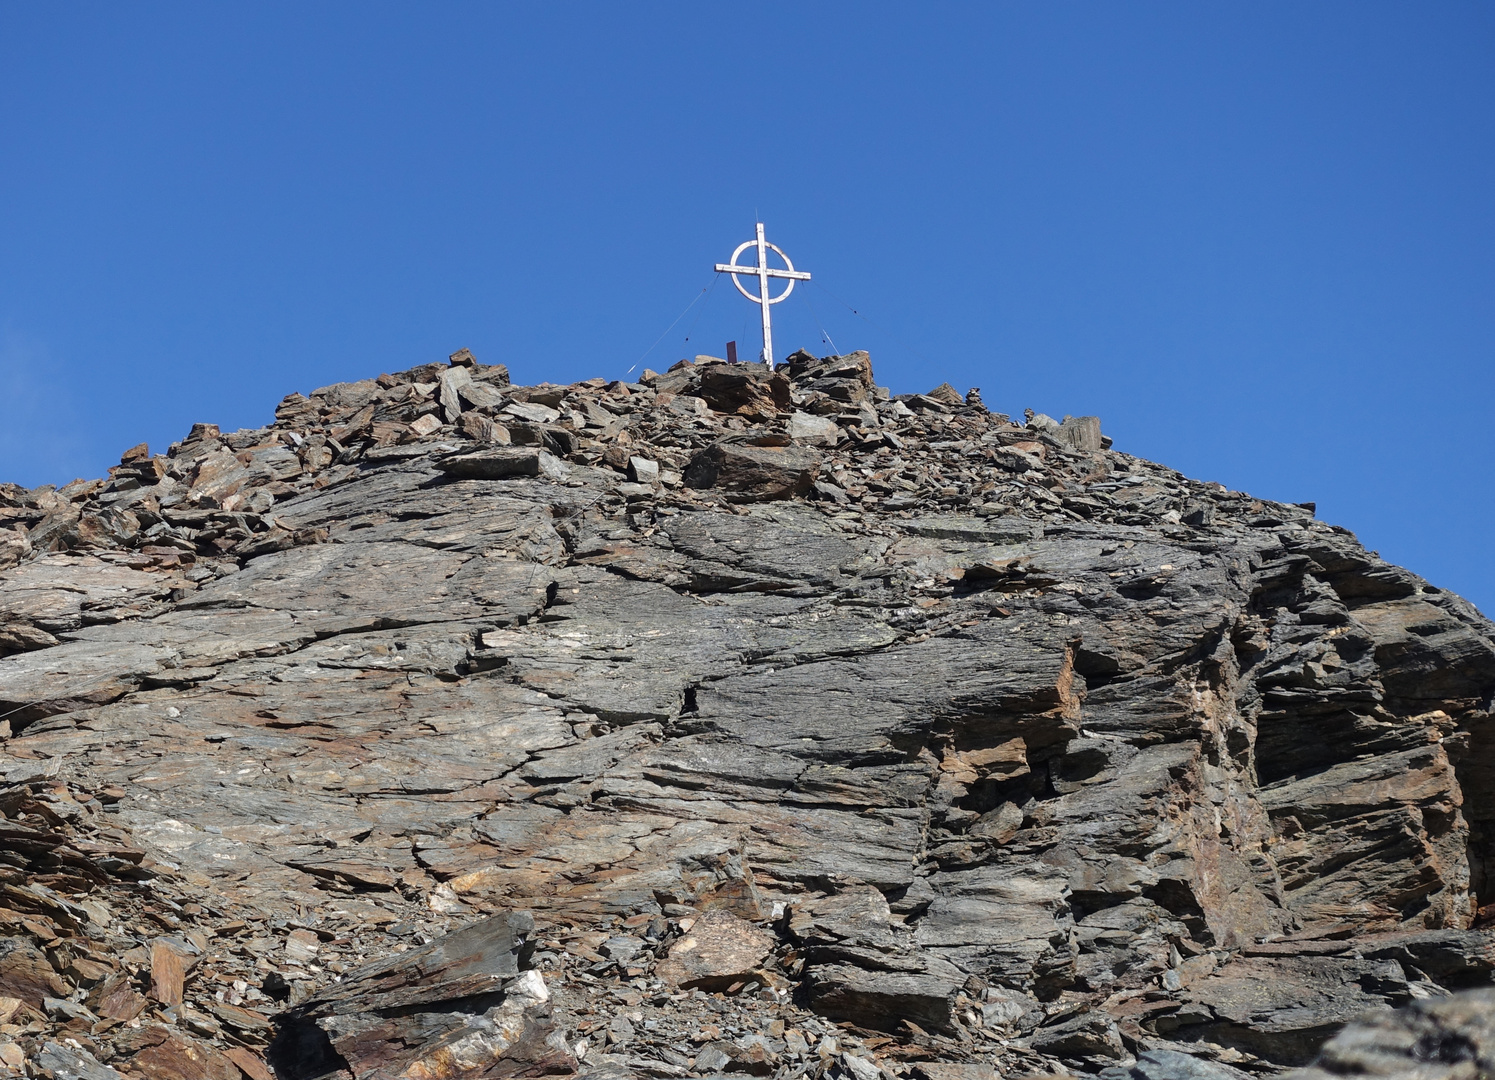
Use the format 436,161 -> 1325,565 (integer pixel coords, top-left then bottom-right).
714,223 -> 810,368
755,223 -> 773,364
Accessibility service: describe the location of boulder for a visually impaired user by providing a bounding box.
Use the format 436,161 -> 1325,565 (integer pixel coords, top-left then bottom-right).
694,366 -> 793,418
683,439 -> 820,500
786,411 -> 842,446
655,910 -> 776,991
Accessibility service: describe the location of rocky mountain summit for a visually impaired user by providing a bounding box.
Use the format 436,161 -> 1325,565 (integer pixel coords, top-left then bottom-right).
0,348 -> 1492,1080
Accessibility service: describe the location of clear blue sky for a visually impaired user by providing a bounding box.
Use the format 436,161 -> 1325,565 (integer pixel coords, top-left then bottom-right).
2,4 -> 1492,614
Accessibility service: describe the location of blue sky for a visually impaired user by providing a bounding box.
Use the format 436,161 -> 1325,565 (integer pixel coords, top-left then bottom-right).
2,4 -> 1492,614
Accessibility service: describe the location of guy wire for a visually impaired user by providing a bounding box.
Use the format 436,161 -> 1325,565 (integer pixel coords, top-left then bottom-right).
629,276 -> 717,374
810,280 -> 932,367
797,286 -> 839,355
679,274 -> 720,354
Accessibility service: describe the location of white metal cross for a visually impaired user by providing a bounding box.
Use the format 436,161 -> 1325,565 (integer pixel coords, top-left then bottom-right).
714,222 -> 811,365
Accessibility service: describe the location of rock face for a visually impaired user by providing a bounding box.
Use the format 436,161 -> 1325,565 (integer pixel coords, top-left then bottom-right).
0,346 -> 1492,1079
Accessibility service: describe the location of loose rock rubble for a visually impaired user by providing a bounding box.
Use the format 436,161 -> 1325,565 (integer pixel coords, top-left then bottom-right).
1,347 -> 1493,1080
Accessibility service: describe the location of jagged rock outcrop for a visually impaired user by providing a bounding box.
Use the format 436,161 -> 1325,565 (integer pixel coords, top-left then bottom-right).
1,347 -> 1492,1079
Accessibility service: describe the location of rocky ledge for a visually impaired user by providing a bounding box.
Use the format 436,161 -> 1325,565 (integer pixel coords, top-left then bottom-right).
0,349 -> 1491,1080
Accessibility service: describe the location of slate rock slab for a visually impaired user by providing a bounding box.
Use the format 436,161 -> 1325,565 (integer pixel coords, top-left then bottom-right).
29,1041 -> 126,1080
1098,1050 -> 1253,1080
271,914 -> 561,1080
437,447 -> 570,480
684,439 -> 821,500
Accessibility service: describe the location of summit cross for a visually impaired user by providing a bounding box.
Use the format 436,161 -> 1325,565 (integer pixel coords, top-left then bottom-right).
714,222 -> 811,365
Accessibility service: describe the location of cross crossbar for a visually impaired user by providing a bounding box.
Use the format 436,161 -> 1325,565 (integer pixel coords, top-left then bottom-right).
713,263 -> 811,281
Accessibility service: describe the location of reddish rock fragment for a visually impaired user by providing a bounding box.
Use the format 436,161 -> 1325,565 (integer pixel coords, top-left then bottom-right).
655,909 -> 776,991
0,937 -> 67,1008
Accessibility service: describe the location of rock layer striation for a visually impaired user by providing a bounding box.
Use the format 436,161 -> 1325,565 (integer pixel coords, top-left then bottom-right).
1,348 -> 1492,1079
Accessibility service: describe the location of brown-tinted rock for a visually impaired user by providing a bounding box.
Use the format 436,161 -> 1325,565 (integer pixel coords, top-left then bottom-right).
0,938 -> 67,1008
458,411 -> 509,443
119,1026 -> 238,1080
0,527 -> 31,571
150,939 -> 185,1006
694,366 -> 793,418
683,439 -> 821,500
782,350 -> 874,404
223,1048 -> 274,1080
655,910 -> 776,991
93,973 -> 148,1022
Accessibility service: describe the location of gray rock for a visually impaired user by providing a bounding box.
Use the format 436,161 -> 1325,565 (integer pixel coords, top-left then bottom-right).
914,1066 -> 999,1080
288,910 -> 536,1018
1058,414 -> 1105,452
628,456 -> 660,484
272,912 -> 560,1079
436,447 -> 570,480
786,411 -> 842,446
808,955 -> 968,1035
694,1043 -> 733,1073
1098,1049 -> 1254,1080
44,996 -> 98,1023
1029,1011 -> 1127,1061
503,400 -> 562,424
438,365 -> 472,424
30,1041 -> 126,1080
